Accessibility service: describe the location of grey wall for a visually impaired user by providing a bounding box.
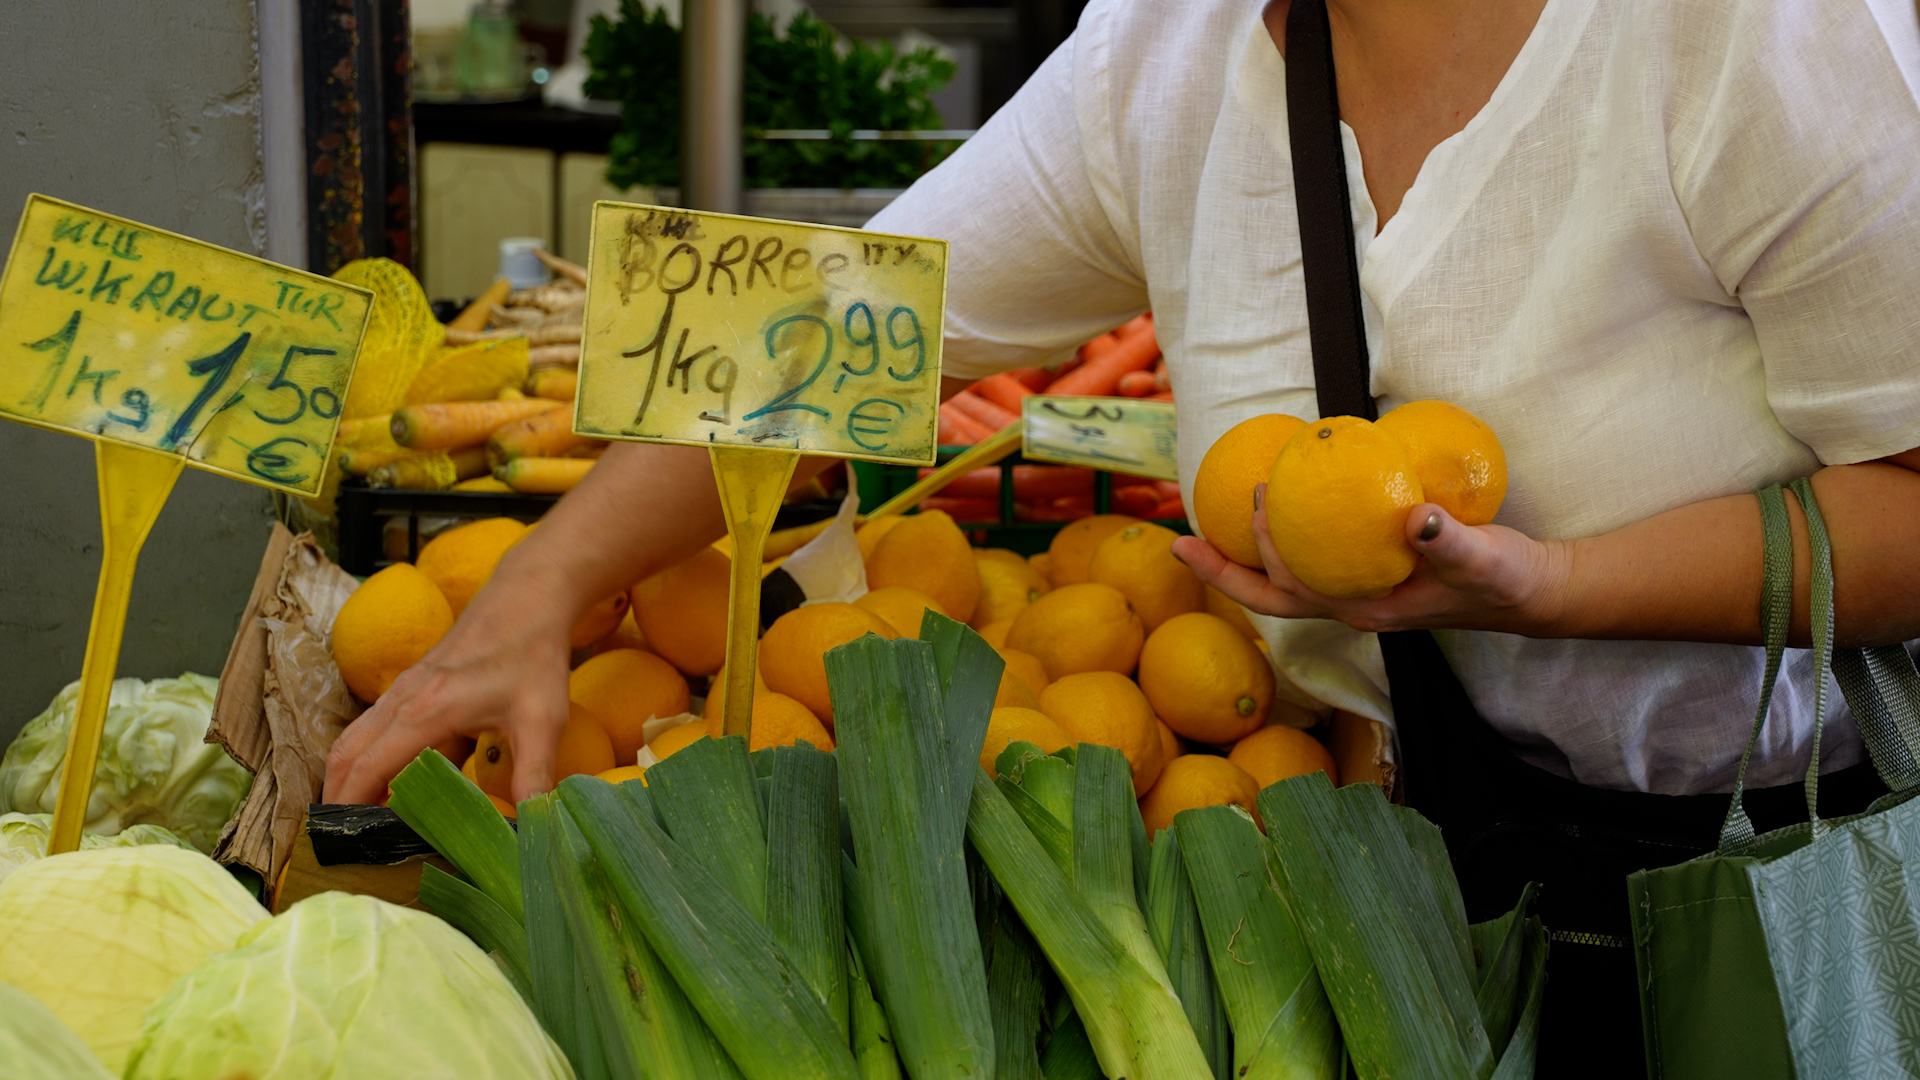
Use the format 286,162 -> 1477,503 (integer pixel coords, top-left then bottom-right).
0,2 -> 278,743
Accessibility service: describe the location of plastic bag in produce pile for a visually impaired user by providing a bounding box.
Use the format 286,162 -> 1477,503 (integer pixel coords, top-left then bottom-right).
0,673 -> 251,853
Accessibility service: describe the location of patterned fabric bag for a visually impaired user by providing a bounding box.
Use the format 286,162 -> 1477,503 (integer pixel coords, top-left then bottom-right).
1630,478 -> 1920,1078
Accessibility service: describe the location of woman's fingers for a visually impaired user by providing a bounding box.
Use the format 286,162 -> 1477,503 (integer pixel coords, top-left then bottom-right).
509,696 -> 570,802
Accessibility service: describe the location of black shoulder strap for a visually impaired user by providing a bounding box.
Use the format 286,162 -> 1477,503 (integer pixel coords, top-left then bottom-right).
1285,0 -> 1375,421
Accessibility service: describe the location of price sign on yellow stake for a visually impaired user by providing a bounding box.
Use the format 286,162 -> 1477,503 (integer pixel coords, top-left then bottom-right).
0,195 -> 371,853
1021,395 -> 1179,482
577,201 -> 947,739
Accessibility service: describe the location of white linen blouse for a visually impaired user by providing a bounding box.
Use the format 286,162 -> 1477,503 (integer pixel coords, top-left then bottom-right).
865,0 -> 1920,793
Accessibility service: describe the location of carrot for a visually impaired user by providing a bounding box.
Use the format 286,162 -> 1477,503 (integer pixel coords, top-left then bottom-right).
946,391 -> 1020,430
1144,390 -> 1175,402
337,446 -> 413,478
497,456 -> 595,494
1015,502 -> 1093,523
526,368 -> 578,401
1116,371 -> 1157,397
1012,367 -> 1054,392
916,466 -> 1003,500
922,497 -> 1002,522
335,414 -> 398,450
1152,480 -> 1183,500
1014,466 -> 1094,503
390,398 -> 564,450
1077,331 -> 1124,364
1113,485 -> 1162,518
368,452 -> 459,490
973,372 -> 1034,414
938,402 -> 995,445
488,405 -> 596,468
452,476 -> 515,493
1046,329 -> 1161,397
1152,359 -> 1170,393
1150,496 -> 1187,520
448,279 -> 512,334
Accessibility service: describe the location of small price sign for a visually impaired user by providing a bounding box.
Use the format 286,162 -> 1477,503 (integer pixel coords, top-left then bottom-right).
0,195 -> 371,496
574,201 -> 946,467
1022,395 -> 1179,481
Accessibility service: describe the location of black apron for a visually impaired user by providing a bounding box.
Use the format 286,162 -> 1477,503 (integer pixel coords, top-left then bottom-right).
1281,3 -> 1888,1072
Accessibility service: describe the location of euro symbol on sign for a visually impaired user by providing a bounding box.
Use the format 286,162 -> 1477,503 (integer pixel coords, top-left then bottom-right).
845,397 -> 905,453
243,436 -> 311,486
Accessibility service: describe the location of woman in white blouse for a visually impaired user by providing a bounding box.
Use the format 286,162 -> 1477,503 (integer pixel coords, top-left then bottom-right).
328,0 -> 1920,1068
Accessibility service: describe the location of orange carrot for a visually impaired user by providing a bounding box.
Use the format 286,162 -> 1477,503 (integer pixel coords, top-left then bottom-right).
497,456 -> 595,493
448,278 -> 512,333
525,368 -> 578,400
946,391 -> 1020,430
1152,359 -> 1170,393
922,497 -> 1001,522
1150,496 -> 1187,519
488,406 -> 597,468
938,403 -> 994,445
390,398 -> 564,450
1144,390 -> 1175,402
1012,367 -> 1054,392
1047,328 -> 1161,397
973,372 -> 1034,414
1113,485 -> 1162,518
1116,370 -> 1157,397
917,466 -> 1003,500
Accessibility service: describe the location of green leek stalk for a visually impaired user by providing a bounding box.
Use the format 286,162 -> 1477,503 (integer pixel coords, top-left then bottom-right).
828,625 -> 996,1080
1144,828 -> 1231,1080
761,743 -> 852,1040
387,749 -> 523,922
1174,805 -> 1338,1080
418,863 -> 534,1000
518,794 -> 609,1080
848,938 -> 905,1080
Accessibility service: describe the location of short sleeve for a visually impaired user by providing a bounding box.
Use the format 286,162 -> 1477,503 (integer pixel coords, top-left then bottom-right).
864,27 -> 1149,380
1672,0 -> 1920,465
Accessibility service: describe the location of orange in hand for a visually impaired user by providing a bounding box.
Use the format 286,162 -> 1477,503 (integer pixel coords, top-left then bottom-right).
1193,414 -> 1306,567
1376,399 -> 1507,526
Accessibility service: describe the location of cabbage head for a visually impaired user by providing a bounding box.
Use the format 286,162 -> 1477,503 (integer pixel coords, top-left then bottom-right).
0,980 -> 114,1080
0,672 -> 252,852
0,845 -> 267,1074
0,812 -> 195,884
128,891 -> 575,1080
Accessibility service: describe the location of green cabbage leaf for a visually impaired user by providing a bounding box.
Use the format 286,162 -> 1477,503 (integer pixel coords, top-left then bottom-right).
0,673 -> 252,852
0,980 -> 115,1080
127,890 -> 575,1080
0,812 -> 196,884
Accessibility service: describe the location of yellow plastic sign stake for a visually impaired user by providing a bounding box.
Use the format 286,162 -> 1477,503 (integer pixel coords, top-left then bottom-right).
576,202 -> 946,736
0,195 -> 372,853
1021,395 -> 1179,482
867,423 -> 1023,520
711,445 -> 800,738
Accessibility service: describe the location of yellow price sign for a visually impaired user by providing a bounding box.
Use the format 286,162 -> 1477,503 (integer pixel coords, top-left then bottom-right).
1022,395 -> 1179,481
0,195 -> 371,497
575,201 -> 946,467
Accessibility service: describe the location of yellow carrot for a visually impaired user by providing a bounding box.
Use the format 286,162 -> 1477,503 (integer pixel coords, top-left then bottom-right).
497,456 -> 594,494
486,405 -> 598,468
447,278 -> 512,333
450,445 -> 490,481
451,476 -> 515,493
525,368 -> 578,401
338,446 -> 413,477
390,398 -> 563,450
368,452 -> 459,490
335,414 -> 399,450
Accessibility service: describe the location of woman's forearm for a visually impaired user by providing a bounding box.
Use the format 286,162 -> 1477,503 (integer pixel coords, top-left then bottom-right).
1543,457 -> 1920,648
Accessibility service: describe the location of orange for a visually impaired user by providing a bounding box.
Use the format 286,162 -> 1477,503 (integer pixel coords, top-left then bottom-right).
469,702 -> 616,799
1204,584 -> 1261,640
631,546 -> 731,676
1006,583 -> 1144,680
414,517 -> 529,616
1045,515 -> 1140,586
1088,522 -> 1204,631
977,618 -> 1015,651
703,662 -> 769,726
979,707 -> 1073,777
998,648 -> 1051,701
330,563 -> 454,703
1265,416 -> 1424,599
1138,613 -> 1275,744
866,510 -> 981,623
760,602 -> 899,724
855,586 -> 949,638
596,764 -> 647,785
994,668 -> 1041,710
1376,399 -> 1507,526
1139,755 -> 1261,835
1028,552 -> 1054,587
570,591 -> 630,650
1039,672 -> 1165,794
487,793 -> 518,818
649,721 -> 709,762
590,610 -> 650,656
1158,720 -> 1181,767
1193,414 -> 1306,566
1228,726 -> 1338,790
740,691 -> 836,753
855,515 -> 906,562
569,648 -> 692,764
973,549 -> 1049,628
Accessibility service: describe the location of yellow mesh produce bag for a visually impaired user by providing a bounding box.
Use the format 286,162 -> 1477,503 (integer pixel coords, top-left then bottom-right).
332,258 -> 442,420
404,337 -> 531,405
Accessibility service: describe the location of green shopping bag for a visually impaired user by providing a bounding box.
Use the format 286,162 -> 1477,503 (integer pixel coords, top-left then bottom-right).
1630,478 -> 1920,1079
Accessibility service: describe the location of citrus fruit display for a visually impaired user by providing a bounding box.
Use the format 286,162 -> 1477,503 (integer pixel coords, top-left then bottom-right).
972,548 -> 1050,627
329,563 -> 455,703
595,764 -> 647,785
1088,522 -> 1204,631
1038,672 -> 1165,794
855,586 -> 949,638
865,509 -> 982,624
590,610 -> 649,656
569,591 -> 630,650
1375,399 -> 1507,526
976,618 -> 1015,650
1228,724 -> 1338,789
702,661 -> 769,724
978,707 -> 1073,776
759,602 -> 899,724
567,647 -> 692,764
413,517 -> 528,616
1193,413 -> 1306,566
1138,754 -> 1261,835
854,515 -> 905,562
466,702 -> 617,799
735,691 -> 836,753
1006,582 -> 1145,680
647,720 -> 709,762
1265,415 -> 1425,598
1203,583 -> 1260,639
1157,720 -> 1182,767
997,648 -> 1051,701
994,667 -> 1042,710
1137,612 -> 1275,744
1044,514 -> 1140,586
630,546 -> 731,676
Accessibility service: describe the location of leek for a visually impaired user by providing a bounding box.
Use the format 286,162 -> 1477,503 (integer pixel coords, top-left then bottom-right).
518,793 -> 607,1080
418,863 -> 533,1001
388,748 -> 523,923
645,735 -> 768,921
848,938 -> 904,1080
1144,828 -> 1232,1080
762,742 -> 851,1038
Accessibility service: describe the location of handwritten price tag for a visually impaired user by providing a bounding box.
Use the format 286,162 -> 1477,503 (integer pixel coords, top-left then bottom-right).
0,195 -> 371,497
574,202 -> 946,466
1021,395 -> 1179,481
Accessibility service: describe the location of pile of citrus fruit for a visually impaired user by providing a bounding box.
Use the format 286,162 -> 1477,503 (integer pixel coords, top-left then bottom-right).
328,496 -> 1347,829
